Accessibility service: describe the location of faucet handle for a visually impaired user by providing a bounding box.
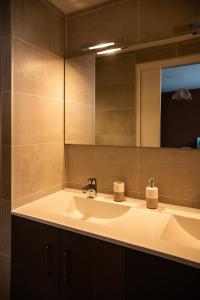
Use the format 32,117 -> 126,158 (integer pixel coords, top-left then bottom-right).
88,178 -> 97,190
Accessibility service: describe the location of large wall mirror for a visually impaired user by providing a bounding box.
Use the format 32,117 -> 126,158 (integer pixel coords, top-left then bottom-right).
65,42 -> 200,149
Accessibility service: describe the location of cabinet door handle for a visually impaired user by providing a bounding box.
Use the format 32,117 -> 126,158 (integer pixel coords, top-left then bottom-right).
44,245 -> 51,277
63,250 -> 72,284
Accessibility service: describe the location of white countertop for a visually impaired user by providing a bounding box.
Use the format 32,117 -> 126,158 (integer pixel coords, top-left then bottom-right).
12,188 -> 200,269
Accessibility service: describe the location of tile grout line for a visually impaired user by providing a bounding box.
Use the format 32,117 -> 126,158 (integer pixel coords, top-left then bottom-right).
12,35 -> 65,59
13,90 -> 64,102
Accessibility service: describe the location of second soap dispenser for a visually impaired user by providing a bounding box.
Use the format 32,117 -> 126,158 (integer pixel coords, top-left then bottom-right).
146,178 -> 158,209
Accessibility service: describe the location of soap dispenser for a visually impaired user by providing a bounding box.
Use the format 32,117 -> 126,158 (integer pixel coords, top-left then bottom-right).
146,178 -> 158,209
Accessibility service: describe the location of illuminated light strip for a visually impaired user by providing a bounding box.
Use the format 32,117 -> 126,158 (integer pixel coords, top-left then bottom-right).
88,42 -> 115,50
97,47 -> 122,55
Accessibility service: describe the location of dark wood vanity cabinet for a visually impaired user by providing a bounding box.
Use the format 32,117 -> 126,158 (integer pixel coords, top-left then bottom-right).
11,216 -> 125,300
11,216 -> 60,300
60,230 -> 125,300
126,249 -> 200,299
11,216 -> 200,300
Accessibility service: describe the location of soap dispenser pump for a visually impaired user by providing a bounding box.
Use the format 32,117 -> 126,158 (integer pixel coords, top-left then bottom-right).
146,178 -> 158,209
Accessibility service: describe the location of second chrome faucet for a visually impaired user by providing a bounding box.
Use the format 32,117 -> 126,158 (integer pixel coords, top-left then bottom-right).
83,178 -> 97,198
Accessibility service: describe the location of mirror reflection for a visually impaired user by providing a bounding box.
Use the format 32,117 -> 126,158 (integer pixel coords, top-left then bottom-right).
65,46 -> 200,149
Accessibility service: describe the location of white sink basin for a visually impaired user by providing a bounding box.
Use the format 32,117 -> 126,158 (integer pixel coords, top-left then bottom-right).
50,195 -> 131,225
48,194 -> 171,239
161,215 -> 200,248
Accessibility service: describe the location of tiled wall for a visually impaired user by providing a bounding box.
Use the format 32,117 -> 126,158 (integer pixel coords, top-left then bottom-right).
65,54 -> 95,144
0,1 -> 11,299
67,0 -> 200,57
66,0 -> 200,210
12,0 -> 66,209
1,0 -> 66,298
95,52 -> 136,146
67,145 -> 200,209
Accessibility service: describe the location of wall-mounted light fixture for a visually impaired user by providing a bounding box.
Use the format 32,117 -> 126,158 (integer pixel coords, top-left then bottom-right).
88,42 -> 115,50
82,42 -> 115,51
97,47 -> 122,55
171,89 -> 192,100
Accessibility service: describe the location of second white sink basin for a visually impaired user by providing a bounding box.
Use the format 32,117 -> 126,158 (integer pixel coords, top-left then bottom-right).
161,215 -> 200,248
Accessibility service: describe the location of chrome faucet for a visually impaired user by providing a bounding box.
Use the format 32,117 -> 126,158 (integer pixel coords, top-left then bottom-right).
83,178 -> 97,198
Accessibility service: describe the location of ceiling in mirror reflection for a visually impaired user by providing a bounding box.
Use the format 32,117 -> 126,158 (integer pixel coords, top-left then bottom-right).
162,63 -> 200,92
49,0 -> 111,14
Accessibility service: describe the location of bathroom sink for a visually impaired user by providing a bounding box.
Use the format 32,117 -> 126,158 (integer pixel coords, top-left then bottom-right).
50,194 -> 131,225
161,215 -> 200,248
47,194 -> 171,239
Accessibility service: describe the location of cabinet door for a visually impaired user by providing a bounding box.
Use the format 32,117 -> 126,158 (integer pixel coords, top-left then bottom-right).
61,230 -> 125,300
60,230 -> 92,300
11,216 -> 60,300
91,238 -> 125,300
126,248 -> 200,299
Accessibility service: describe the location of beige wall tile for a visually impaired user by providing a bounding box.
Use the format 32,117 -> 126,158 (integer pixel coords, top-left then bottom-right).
177,37 -> 200,56
12,183 -> 66,210
67,0 -> 138,57
13,92 -> 64,145
138,148 -> 200,205
136,45 -> 177,63
0,200 -> 11,256
2,146 -> 11,201
67,54 -> 95,71
65,101 -> 94,144
0,254 -> 10,300
95,135 -> 136,146
12,142 -> 65,202
66,59 -> 95,105
96,52 -> 136,86
96,83 -> 135,111
96,110 -> 135,136
139,0 -> 200,43
13,38 -> 64,98
67,145 -> 138,195
12,0 -> 66,56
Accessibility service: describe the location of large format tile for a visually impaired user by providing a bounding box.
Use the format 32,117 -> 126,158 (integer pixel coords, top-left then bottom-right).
136,45 -> 177,63
67,54 -> 95,71
139,0 -> 200,43
65,101 -> 95,144
96,83 -> 135,111
67,0 -> 138,57
13,92 -> 64,145
13,38 -> 64,98
138,148 -> 200,205
12,142 -> 65,200
12,0 -> 66,56
177,37 -> 200,56
95,109 -> 135,136
1,146 -> 11,201
96,52 -> 136,86
65,59 -> 95,105
95,135 -> 136,146
67,145 -> 138,194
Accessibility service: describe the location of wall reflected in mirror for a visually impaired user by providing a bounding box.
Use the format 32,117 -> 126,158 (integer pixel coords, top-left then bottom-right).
65,48 -> 200,149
